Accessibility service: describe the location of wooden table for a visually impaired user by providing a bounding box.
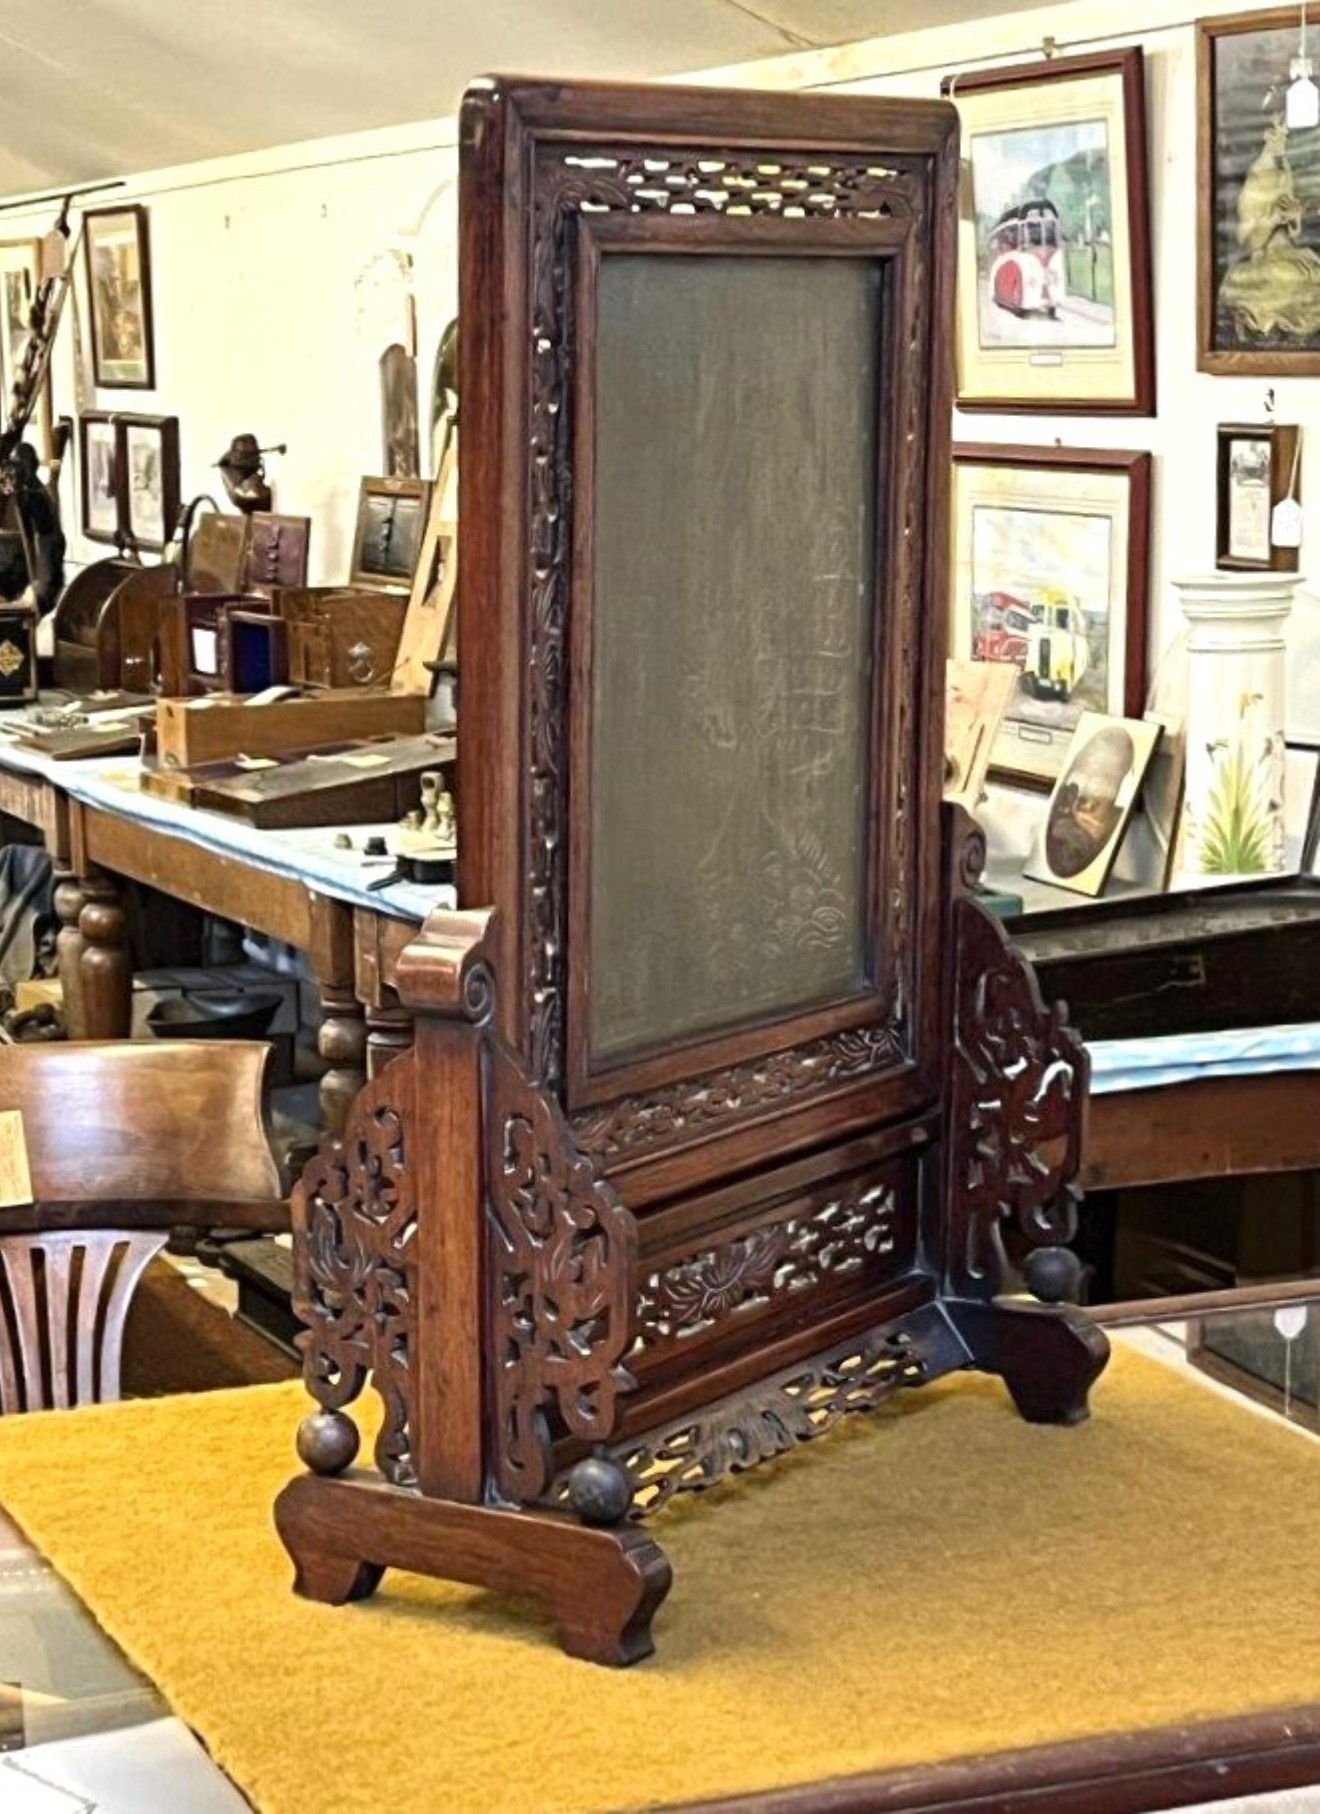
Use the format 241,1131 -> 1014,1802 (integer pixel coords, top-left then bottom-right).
0,738 -> 433,1129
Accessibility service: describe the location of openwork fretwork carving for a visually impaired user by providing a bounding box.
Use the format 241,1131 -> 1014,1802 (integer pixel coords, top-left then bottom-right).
572,1023 -> 905,1160
487,1040 -> 638,1502
945,897 -> 1088,1299
632,1180 -> 900,1352
525,139 -> 933,1146
293,1064 -> 419,1488
556,1322 -> 928,1518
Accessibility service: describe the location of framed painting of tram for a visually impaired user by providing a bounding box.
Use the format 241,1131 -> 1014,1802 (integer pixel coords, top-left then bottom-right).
949,444 -> 1153,788
1198,10 -> 1320,374
943,49 -> 1155,413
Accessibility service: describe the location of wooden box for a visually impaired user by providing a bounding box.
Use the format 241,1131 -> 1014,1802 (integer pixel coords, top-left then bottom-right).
142,732 -> 455,828
52,557 -> 177,695
155,689 -> 426,771
275,587 -> 407,691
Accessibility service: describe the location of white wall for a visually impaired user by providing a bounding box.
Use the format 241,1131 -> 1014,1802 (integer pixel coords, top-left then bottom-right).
7,118 -> 459,585
701,0 -> 1320,764
10,0 -> 1320,762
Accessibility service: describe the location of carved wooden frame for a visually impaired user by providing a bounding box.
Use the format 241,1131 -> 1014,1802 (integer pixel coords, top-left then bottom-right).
460,83 -> 955,1190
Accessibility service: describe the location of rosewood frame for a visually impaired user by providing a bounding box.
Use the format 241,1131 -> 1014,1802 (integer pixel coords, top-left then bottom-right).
276,75 -> 1108,1668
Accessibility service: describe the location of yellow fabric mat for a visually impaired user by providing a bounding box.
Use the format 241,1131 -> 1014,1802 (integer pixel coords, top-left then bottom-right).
0,1346 -> 1318,1814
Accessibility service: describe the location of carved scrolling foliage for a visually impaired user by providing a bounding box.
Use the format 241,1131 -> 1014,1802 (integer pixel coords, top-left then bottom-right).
562,1324 -> 927,1518
632,1179 -> 900,1353
487,1040 -> 638,1503
526,140 -> 931,1146
946,897 -> 1087,1300
293,1064 -> 419,1487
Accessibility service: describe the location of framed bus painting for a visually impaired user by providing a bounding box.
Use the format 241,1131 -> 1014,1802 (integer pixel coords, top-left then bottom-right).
949,444 -> 1153,788
943,49 -> 1155,413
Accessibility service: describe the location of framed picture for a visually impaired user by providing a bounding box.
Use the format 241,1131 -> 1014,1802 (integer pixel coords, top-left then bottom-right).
78,411 -> 124,543
1215,421 -> 1302,570
120,413 -> 180,551
1198,9 -> 1320,373
949,444 -> 1153,787
0,238 -> 52,459
84,204 -> 155,389
349,475 -> 432,590
943,48 -> 1154,413
1025,710 -> 1162,896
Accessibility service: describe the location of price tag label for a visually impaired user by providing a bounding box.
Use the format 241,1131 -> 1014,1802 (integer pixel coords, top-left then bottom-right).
1272,496 -> 1303,549
0,1110 -> 34,1208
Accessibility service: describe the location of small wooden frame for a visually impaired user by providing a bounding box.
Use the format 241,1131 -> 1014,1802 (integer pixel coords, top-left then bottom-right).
120,413 -> 180,552
79,411 -> 122,544
349,476 -> 431,592
1215,422 -> 1302,571
84,204 -> 155,390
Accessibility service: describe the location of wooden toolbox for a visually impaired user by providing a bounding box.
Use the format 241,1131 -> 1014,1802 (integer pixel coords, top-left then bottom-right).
155,689 -> 426,771
142,732 -> 455,828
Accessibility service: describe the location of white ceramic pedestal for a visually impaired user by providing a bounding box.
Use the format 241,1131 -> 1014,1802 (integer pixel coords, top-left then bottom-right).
1173,571 -> 1300,884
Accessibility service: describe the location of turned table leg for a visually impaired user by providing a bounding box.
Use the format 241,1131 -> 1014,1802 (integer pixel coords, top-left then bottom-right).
317,983 -> 367,1136
53,872 -> 88,1039
79,881 -> 132,1040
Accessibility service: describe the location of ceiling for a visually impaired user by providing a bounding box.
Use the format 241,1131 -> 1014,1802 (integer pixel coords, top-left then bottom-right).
0,0 -> 1058,201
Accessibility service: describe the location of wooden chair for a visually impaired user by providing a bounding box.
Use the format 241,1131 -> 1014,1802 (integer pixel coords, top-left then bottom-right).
0,1039 -> 287,1413
276,77 -> 1109,1664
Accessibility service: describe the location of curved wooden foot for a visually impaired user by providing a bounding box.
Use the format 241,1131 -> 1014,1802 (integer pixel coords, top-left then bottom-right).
282,1536 -> 385,1606
947,1298 -> 1110,1426
274,1473 -> 672,1666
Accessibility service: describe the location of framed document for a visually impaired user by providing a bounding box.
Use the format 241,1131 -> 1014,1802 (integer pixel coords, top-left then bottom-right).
1216,421 -> 1302,571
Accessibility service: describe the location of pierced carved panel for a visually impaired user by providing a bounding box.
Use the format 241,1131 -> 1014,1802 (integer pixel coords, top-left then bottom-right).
487,1039 -> 638,1503
945,897 -> 1088,1300
571,1023 -> 904,1161
632,1178 -> 902,1354
554,1321 -> 928,1519
293,1062 -> 419,1488
524,136 -> 935,1152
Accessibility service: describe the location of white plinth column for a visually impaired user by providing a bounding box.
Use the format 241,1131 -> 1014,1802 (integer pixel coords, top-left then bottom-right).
1173,572 -> 1300,881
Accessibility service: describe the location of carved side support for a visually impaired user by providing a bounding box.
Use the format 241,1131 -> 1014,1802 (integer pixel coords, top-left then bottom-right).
291,1057 -> 420,1487
278,904 -> 672,1666
940,806 -> 1109,1421
486,1036 -> 639,1504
